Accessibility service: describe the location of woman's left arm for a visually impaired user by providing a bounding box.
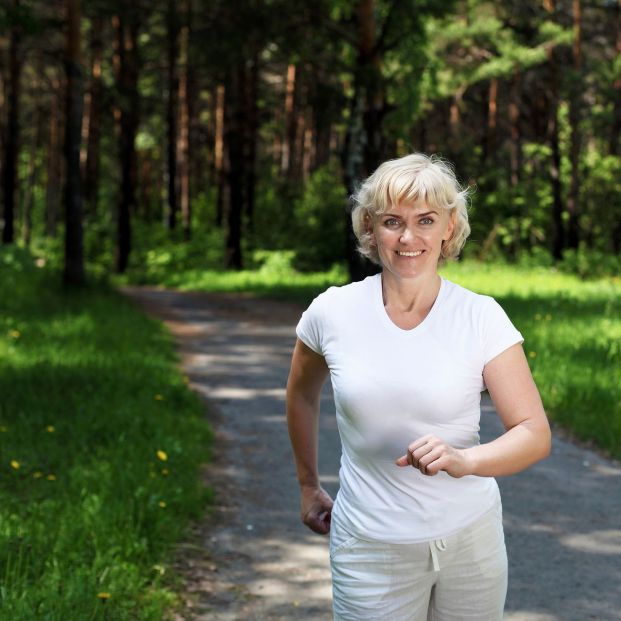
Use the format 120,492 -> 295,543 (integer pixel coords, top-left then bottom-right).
396,343 -> 552,477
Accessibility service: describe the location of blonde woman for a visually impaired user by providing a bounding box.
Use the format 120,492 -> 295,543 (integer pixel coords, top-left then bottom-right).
286,153 -> 551,620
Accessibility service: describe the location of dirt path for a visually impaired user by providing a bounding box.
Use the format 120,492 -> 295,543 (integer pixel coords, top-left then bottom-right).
122,286 -> 621,621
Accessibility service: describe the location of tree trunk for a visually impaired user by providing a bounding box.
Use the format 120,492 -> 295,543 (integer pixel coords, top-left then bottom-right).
45,79 -> 62,238
566,0 -> 582,250
342,0 -> 385,282
482,77 -> 497,164
214,84 -> 226,227
281,63 -> 297,177
545,0 -> 565,260
2,1 -> 21,245
83,15 -> 103,216
178,0 -> 191,240
114,5 -> 140,274
244,51 -> 259,231
224,63 -> 244,269
609,0 -> 621,157
166,0 -> 179,231
63,0 -> 86,287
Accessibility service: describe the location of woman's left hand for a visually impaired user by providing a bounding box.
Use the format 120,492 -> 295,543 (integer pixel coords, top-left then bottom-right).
395,435 -> 474,478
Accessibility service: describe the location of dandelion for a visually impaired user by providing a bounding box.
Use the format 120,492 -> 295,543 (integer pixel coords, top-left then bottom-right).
158,501 -> 167,508
46,425 -> 55,433
156,450 -> 168,462
161,468 -> 169,476
97,592 -> 111,600
154,394 -> 164,401
529,351 -> 537,358
47,474 -> 56,481
8,330 -> 20,339
10,460 -> 20,470
33,471 -> 43,479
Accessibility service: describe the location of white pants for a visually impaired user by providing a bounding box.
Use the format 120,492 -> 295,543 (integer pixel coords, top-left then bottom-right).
330,501 -> 507,621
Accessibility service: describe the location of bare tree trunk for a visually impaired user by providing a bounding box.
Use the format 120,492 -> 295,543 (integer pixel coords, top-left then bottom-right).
63,0 -> 86,286
224,63 -> 244,269
342,0 -> 385,281
178,0 -> 191,240
566,0 -> 582,250
166,0 -> 179,231
281,63 -> 296,177
244,51 -> 259,231
543,0 -> 565,260
508,70 -> 523,257
482,77 -> 497,164
610,0 -> 621,156
113,4 -> 140,274
46,79 -> 63,237
214,84 -> 225,227
83,15 -> 103,216
2,0 -> 21,245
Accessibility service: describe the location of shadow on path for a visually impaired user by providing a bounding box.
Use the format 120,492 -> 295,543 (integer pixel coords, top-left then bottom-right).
122,286 -> 621,621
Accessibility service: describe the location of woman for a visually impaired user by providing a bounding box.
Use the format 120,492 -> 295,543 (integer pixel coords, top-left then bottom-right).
286,153 -> 551,620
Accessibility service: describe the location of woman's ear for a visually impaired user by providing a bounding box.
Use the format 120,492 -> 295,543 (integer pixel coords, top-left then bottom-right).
443,211 -> 456,241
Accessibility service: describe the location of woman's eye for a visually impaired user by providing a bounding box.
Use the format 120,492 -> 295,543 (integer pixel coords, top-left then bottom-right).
420,217 -> 434,225
384,218 -> 400,226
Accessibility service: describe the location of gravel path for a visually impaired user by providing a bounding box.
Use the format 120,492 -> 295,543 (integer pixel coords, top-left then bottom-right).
122,286 -> 621,621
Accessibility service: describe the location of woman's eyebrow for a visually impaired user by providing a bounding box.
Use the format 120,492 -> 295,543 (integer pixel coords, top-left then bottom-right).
383,210 -> 439,217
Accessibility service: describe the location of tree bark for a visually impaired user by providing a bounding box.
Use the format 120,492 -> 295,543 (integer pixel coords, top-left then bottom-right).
609,0 -> 621,157
178,0 -> 191,240
244,52 -> 259,231
214,84 -> 226,227
113,5 -> 140,274
281,63 -> 297,177
342,0 -> 385,282
83,15 -> 103,216
45,78 -> 63,238
166,0 -> 179,231
566,0 -> 582,250
22,95 -> 43,246
2,0 -> 21,245
63,0 -> 86,286
224,63 -> 244,269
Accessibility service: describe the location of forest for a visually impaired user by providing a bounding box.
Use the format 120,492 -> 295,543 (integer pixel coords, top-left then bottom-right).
1,0 -> 620,284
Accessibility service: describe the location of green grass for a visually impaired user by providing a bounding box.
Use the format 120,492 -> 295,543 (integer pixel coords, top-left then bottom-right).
0,247 -> 212,620
123,251 -> 621,459
440,262 -> 621,459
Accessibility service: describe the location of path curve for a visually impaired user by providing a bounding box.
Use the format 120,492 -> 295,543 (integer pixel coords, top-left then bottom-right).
122,286 -> 621,621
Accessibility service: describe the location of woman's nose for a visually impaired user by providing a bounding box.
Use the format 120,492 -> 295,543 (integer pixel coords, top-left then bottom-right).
399,227 -> 414,243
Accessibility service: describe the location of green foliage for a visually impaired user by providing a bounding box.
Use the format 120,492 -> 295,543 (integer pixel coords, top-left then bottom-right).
291,164 -> 348,271
0,247 -> 213,620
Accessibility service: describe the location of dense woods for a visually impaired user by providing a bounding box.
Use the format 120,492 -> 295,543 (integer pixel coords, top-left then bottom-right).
1,0 -> 620,283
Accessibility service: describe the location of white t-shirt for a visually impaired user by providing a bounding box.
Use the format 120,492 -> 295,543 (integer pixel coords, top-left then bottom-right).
295,273 -> 524,544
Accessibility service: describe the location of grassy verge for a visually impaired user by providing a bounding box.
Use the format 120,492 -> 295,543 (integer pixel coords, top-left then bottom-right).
123,254 -> 620,459
0,247 -> 212,620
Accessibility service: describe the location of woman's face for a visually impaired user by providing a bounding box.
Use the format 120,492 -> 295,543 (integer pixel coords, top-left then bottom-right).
368,202 -> 454,280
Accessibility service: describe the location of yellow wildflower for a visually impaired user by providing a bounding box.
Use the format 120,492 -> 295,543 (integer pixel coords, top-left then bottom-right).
161,468 -> 169,476
97,592 -> 111,600
8,330 -> 20,339
47,474 -> 56,481
46,425 -> 55,433
10,460 -> 20,470
33,471 -> 43,479
529,351 -> 537,358
156,450 -> 168,461
154,394 -> 164,401
158,501 -> 167,508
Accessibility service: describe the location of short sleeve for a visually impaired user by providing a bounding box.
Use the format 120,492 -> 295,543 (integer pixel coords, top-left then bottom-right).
295,295 -> 326,356
479,297 -> 524,367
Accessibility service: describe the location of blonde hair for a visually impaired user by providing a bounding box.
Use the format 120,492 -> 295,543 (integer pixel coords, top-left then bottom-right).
351,153 -> 471,265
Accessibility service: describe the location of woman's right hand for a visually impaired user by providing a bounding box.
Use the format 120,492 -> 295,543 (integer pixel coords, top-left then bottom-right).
300,485 -> 333,535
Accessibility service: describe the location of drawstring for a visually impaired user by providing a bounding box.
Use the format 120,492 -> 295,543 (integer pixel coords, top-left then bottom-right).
429,538 -> 447,572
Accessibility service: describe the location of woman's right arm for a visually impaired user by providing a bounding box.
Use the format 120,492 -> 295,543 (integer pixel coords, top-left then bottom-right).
286,338 -> 333,534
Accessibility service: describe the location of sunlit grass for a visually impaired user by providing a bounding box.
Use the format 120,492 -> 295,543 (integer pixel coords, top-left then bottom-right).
0,246 -> 212,620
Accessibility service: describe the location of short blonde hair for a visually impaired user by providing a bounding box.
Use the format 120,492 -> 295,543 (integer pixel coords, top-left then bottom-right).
351,153 -> 471,265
